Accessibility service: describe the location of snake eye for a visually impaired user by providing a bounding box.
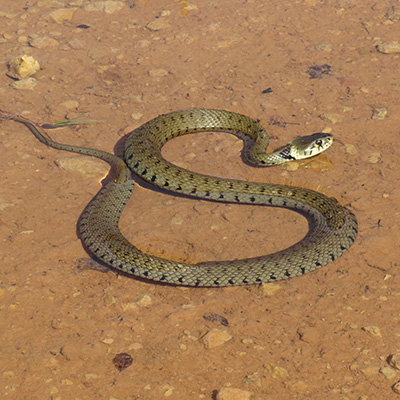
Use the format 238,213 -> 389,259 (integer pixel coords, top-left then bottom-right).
315,139 -> 323,146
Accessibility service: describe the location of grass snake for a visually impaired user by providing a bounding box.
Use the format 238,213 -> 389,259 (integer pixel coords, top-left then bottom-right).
4,109 -> 358,286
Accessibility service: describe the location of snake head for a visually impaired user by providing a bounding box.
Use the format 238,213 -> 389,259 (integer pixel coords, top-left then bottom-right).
287,132 -> 333,160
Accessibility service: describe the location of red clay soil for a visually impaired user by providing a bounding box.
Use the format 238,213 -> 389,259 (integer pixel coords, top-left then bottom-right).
1,1 -> 400,399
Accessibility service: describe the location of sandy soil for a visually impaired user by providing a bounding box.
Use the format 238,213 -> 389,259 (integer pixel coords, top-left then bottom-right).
1,0 -> 400,399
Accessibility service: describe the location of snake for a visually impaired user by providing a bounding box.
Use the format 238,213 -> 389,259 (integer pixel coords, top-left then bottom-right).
5,109 -> 357,287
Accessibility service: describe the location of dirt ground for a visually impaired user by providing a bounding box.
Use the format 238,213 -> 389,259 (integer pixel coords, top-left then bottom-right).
1,0 -> 400,399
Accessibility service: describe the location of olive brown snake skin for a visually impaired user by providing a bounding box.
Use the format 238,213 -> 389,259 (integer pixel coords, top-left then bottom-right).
3,109 -> 358,286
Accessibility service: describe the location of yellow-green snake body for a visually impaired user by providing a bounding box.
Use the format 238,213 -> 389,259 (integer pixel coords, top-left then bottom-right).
6,109 -> 357,286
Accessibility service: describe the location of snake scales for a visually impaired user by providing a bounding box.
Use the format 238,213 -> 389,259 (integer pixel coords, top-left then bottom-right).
6,109 -> 357,286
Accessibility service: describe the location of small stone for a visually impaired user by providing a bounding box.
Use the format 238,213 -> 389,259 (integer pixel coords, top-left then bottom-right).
201,329 -> 232,349
217,387 -> 253,400
285,161 -> 299,171
60,100 -> 79,109
146,18 -> 171,31
380,366 -> 397,379
8,55 -> 40,79
44,8 -> 78,23
135,294 -> 152,307
131,112 -> 143,120
84,373 -> 98,380
217,34 -> 243,48
243,372 -> 262,387
84,1 -> 125,14
371,107 -> 387,120
128,343 -> 143,351
162,384 -> 174,397
51,318 -> 67,329
120,301 -> 138,311
61,378 -> 73,385
362,325 -> 382,337
264,363 -> 290,379
359,366 -> 380,377
315,43 -> 333,52
112,353 -> 133,372
376,41 -> 400,54
56,157 -> 109,178
289,381 -> 308,392
103,293 -> 116,306
367,152 -> 381,164
47,386 -> 58,395
389,354 -> 400,371
319,112 -> 342,124
260,283 -> 281,296
68,38 -> 85,49
149,68 -> 169,77
345,144 -> 358,155
29,36 -> 59,48
11,77 -> 37,90
37,0 -> 65,7
393,380 -> 400,394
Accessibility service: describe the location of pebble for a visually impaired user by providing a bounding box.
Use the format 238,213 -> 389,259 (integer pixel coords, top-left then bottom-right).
149,68 -> 169,77
84,1 -> 125,14
201,329 -> 232,348
362,325 -> 382,337
112,353 -> 133,371
135,294 -> 152,307
60,100 -> 79,109
56,157 -> 109,178
314,43 -> 333,52
367,152 -> 381,164
376,41 -> 400,54
359,366 -> 380,377
319,112 -> 342,124
259,283 -> 281,296
393,381 -> 400,394
380,366 -> 397,379
264,363 -> 290,379
11,77 -> 38,90
29,36 -> 58,48
217,34 -> 243,49
103,293 -> 116,306
389,354 -> 400,370
43,8 -> 78,23
68,38 -> 85,49
217,387 -> 253,400
243,372 -> 262,387
162,384 -> 174,397
290,381 -> 308,392
131,112 -> 143,120
37,0 -> 65,7
146,18 -> 171,31
371,107 -> 387,120
84,373 -> 98,380
8,55 -> 40,79
345,144 -> 358,155
285,161 -> 299,171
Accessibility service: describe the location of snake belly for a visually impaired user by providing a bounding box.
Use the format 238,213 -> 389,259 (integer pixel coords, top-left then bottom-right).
74,109 -> 358,286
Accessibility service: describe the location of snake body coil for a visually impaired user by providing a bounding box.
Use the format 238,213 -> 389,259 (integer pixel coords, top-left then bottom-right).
7,109 -> 357,286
